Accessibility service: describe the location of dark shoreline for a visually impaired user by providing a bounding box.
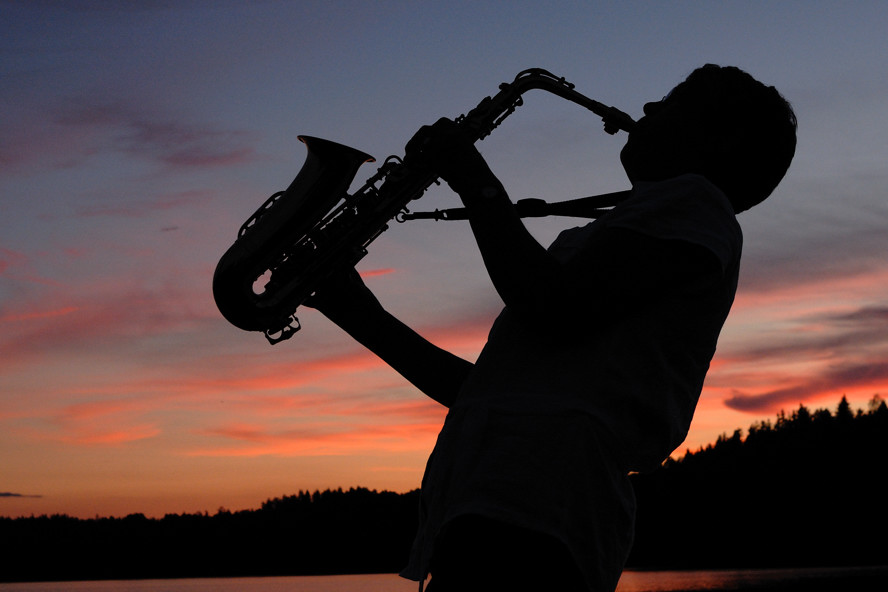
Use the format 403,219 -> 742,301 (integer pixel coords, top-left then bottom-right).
3,402 -> 885,585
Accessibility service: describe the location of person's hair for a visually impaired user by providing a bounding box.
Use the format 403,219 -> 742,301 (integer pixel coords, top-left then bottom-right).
670,65 -> 797,213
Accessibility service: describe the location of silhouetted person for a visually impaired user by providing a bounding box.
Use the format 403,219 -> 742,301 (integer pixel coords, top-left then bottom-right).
307,65 -> 797,591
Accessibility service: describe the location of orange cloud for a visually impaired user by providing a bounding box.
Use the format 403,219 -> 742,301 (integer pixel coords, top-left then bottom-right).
13,400 -> 165,447
32,396 -> 164,446
190,416 -> 443,458
61,424 -> 162,446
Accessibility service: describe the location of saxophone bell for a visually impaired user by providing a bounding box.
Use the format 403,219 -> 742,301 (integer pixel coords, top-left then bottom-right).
212,136 -> 374,343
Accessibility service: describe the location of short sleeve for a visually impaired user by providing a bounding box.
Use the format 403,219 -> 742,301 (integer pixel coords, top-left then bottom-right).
603,174 -> 742,273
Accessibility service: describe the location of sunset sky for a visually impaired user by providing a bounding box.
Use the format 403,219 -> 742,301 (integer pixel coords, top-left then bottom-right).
2,1 -> 887,519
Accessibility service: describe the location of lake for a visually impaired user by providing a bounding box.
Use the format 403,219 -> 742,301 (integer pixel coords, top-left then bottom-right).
0,567 -> 885,591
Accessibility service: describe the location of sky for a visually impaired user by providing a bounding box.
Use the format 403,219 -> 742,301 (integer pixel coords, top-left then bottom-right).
2,0 -> 887,519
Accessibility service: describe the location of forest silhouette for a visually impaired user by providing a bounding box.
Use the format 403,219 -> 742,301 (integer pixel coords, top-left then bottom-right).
1,396 -> 885,583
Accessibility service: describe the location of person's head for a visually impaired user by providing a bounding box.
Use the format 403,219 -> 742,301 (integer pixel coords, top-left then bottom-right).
620,64 -> 797,213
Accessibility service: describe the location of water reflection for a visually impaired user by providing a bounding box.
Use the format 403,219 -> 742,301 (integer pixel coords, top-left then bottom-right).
616,566 -> 887,591
0,568 -> 885,592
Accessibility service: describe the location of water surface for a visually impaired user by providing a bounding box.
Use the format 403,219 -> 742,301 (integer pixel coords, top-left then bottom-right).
1,567 -> 885,592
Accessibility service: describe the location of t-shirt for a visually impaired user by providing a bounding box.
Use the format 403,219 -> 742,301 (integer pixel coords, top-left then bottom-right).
401,174 -> 742,591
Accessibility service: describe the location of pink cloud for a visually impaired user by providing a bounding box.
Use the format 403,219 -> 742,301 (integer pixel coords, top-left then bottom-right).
71,189 -> 214,218
359,268 -> 397,278
723,360 -> 888,413
0,247 -> 28,276
0,305 -> 79,323
166,313 -> 492,402
733,267 -> 888,311
0,248 -> 67,288
160,318 -> 486,457
0,282 -> 212,372
714,302 -> 888,413
721,317 -> 888,367
1,97 -> 260,174
55,100 -> 260,170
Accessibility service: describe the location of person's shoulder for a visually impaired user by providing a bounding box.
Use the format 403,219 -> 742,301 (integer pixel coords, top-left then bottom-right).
612,175 -> 742,271
662,173 -> 720,191
638,173 -> 728,206
616,174 -> 734,224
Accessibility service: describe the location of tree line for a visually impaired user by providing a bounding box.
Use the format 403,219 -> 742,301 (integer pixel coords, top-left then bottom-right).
627,395 -> 887,568
1,396 -> 885,582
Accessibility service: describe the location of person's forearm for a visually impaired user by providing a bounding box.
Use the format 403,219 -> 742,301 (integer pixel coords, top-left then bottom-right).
322,303 -> 473,408
451,159 -> 565,314
406,118 -> 569,314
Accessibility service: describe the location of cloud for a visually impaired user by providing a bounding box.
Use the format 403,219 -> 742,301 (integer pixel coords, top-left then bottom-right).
191,414 -> 444,458
739,178 -> 888,295
0,492 -> 43,498
719,304 -> 888,413
0,96 -> 260,174
0,252 -> 66,289
0,280 -> 212,371
724,361 -> 888,412
830,305 -> 888,324
0,306 -> 79,323
174,317 -> 488,457
54,423 -> 162,446
71,189 -> 214,219
359,268 -> 397,278
0,247 -> 28,276
726,304 -> 888,364
11,395 -> 166,448
54,100 -> 260,170
0,281 -> 483,454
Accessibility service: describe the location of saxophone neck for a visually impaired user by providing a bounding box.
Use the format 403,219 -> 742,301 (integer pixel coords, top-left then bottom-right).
458,68 -> 635,141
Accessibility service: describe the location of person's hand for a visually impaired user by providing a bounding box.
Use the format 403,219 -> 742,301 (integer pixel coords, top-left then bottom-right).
304,267 -> 381,322
405,118 -> 487,192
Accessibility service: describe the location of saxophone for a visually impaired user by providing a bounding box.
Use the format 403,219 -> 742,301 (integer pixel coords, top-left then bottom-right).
212,68 -> 635,344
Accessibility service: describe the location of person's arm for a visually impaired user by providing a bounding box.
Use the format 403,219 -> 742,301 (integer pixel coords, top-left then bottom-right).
406,119 -> 566,317
306,270 -> 473,408
405,119 -> 727,325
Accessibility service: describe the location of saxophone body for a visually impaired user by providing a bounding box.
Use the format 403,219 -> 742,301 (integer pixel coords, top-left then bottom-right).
212,68 -> 634,344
